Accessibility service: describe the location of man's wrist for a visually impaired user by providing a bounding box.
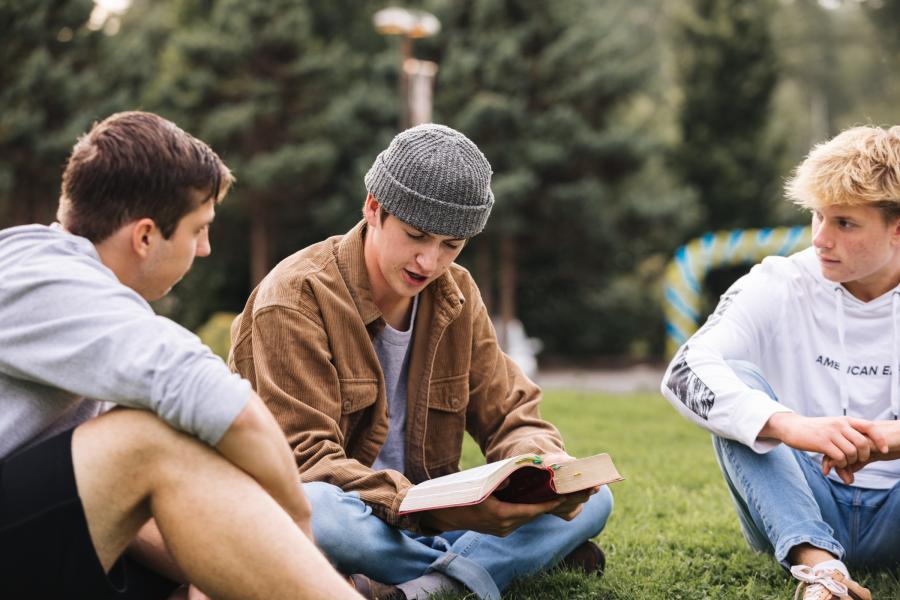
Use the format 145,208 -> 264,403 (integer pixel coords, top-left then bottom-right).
759,410 -> 795,441
885,421 -> 900,452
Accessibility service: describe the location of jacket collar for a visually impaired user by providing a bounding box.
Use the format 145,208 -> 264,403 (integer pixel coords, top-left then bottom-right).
336,220 -> 466,327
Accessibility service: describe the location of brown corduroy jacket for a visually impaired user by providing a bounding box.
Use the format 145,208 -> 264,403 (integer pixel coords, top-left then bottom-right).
229,221 -> 565,532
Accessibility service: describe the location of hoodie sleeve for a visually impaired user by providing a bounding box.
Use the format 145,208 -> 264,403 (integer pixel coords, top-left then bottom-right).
0,254 -> 249,446
660,260 -> 792,452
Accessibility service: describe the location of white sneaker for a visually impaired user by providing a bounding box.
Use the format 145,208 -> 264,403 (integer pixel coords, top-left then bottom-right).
790,565 -> 872,600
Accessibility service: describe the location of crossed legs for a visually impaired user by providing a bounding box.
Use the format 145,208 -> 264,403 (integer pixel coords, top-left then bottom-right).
72,408 -> 358,600
305,480 -> 613,600
716,361 -> 900,571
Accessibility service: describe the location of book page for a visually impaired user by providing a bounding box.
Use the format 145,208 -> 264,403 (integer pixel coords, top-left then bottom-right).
551,453 -> 624,494
409,456 -> 519,490
398,455 -> 525,513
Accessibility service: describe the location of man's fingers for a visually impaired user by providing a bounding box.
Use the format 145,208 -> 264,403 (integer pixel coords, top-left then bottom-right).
822,441 -> 847,467
848,418 -> 890,453
559,504 -> 584,521
835,466 -> 855,485
831,432 -> 860,466
560,490 -> 592,505
868,425 -> 891,454
821,456 -> 856,484
841,425 -> 872,463
493,498 -> 560,522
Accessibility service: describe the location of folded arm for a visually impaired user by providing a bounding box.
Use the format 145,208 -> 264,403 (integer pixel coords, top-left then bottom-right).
822,419 -> 900,483
215,391 -> 311,535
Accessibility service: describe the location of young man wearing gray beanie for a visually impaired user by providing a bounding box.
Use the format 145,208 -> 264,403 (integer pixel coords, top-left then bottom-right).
230,124 -> 614,600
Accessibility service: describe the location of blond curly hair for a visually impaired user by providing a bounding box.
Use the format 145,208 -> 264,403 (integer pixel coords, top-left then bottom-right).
786,125 -> 900,221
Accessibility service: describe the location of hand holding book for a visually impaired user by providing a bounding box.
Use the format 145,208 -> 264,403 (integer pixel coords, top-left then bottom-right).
410,452 -> 622,535
418,494 -> 567,537
536,452 -> 600,520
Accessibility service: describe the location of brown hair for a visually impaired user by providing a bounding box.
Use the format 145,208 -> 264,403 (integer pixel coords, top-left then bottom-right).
57,111 -> 234,242
786,125 -> 900,223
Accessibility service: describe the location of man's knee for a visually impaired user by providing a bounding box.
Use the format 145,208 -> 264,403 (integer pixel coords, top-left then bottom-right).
725,360 -> 778,400
303,482 -> 388,569
303,481 -> 346,510
304,482 -> 374,539
75,408 -> 216,484
581,485 -> 614,538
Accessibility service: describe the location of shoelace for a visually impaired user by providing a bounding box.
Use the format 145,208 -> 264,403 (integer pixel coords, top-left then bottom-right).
791,565 -> 851,599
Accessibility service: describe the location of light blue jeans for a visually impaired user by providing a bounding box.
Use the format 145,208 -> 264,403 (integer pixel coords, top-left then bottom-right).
715,361 -> 900,568
304,480 -> 614,600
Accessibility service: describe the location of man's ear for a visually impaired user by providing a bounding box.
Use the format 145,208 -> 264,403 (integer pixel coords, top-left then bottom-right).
363,194 -> 381,227
130,218 -> 158,258
891,217 -> 900,246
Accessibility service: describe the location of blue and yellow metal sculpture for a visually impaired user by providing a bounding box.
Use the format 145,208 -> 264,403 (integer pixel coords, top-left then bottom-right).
663,225 -> 812,356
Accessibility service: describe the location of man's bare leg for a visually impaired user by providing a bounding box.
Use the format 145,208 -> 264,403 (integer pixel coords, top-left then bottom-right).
72,409 -> 359,600
789,543 -> 837,567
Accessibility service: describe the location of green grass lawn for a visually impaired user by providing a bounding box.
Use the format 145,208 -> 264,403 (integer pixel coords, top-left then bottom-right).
436,391 -> 899,599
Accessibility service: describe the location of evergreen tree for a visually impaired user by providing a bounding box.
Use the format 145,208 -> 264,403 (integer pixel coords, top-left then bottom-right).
140,0 -> 398,326
427,0 -> 698,357
0,0 -> 106,226
862,0 -> 900,50
672,0 -> 781,231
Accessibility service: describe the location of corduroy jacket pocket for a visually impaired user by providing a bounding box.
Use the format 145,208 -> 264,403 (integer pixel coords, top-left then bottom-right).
338,379 -> 379,436
424,374 -> 468,475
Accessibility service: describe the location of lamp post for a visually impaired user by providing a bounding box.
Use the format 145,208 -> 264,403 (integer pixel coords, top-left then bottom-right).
373,7 -> 441,129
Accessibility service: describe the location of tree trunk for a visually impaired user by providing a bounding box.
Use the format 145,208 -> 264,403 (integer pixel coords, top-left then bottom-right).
475,234 -> 494,315
498,235 -> 516,350
249,195 -> 270,288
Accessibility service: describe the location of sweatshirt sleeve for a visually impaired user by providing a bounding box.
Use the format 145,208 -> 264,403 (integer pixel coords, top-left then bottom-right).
0,258 -> 249,446
660,261 -> 792,452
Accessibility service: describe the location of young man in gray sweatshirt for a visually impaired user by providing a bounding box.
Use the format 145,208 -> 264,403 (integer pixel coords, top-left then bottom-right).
0,111 -> 358,600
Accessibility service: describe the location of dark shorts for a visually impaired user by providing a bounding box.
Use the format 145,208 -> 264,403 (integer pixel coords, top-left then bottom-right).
0,427 -> 178,600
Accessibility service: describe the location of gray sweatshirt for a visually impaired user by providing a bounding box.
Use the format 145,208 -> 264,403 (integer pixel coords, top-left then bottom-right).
0,224 -> 250,459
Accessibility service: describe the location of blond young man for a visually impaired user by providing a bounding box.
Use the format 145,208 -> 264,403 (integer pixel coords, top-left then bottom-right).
231,124 -> 613,600
0,112 -> 358,600
662,126 -> 900,599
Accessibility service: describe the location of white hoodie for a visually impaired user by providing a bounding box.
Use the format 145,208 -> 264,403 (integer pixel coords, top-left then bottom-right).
661,246 -> 900,489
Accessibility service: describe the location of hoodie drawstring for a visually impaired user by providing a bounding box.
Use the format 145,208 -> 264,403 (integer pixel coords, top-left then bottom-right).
892,292 -> 900,420
834,286 -> 900,420
834,287 -> 850,416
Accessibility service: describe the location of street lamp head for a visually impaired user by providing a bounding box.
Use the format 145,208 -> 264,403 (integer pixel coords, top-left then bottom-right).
373,7 -> 440,38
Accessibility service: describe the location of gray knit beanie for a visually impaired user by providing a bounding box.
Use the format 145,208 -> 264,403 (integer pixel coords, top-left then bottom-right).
364,124 -> 494,239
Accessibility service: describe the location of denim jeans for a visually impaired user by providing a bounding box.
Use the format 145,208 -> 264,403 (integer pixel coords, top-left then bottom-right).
714,360 -> 900,568
304,481 -> 614,600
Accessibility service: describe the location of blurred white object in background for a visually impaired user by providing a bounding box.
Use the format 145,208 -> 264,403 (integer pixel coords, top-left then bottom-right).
493,317 -> 542,380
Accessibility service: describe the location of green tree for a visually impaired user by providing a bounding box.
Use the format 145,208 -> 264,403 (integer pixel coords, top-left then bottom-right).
0,0 -> 106,226
672,0 -> 781,231
140,0 -> 398,326
861,0 -> 900,49
429,0 -> 698,357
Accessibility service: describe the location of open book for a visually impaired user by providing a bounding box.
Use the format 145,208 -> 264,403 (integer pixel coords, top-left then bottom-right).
398,453 -> 624,514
